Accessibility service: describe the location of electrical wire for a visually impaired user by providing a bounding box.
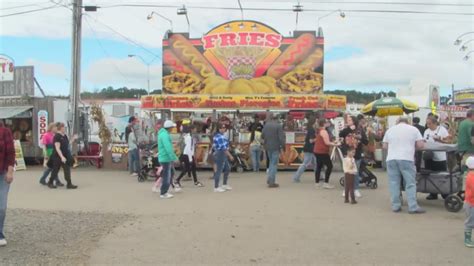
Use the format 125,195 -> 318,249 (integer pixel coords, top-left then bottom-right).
83,16 -> 129,80
99,4 -> 474,16
0,5 -> 63,18
83,13 -> 161,59
254,0 -> 474,7
0,2 -> 53,11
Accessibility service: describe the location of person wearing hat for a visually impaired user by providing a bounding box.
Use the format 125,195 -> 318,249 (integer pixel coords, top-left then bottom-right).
158,120 -> 179,199
464,156 -> 474,247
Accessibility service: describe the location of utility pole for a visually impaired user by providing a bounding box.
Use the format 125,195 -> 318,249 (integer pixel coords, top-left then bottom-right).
70,0 -> 82,138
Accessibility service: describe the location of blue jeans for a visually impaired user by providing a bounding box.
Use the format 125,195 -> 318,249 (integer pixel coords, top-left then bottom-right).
128,148 -> 140,174
250,145 -> 261,172
267,150 -> 280,185
0,173 -> 10,239
387,160 -> 420,212
39,167 -> 60,184
354,159 -> 361,190
293,152 -> 316,182
160,162 -> 172,195
213,150 -> 230,188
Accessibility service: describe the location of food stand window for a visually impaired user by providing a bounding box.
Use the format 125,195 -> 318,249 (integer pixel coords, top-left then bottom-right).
0,106 -> 34,154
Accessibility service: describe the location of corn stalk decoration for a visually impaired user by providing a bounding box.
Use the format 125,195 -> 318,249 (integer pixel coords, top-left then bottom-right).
90,104 -> 112,144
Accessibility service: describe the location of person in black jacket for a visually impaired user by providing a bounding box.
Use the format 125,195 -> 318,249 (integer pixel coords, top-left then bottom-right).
292,117 -> 317,182
47,122 -> 78,189
413,117 -> 425,172
339,115 -> 368,198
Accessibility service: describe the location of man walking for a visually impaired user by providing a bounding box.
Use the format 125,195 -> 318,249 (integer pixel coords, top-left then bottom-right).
383,117 -> 425,214
262,113 -> 285,188
0,120 -> 15,246
457,109 -> 474,166
292,117 -> 316,182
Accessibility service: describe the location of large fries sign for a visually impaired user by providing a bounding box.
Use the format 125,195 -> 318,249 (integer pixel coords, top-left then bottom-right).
163,20 -> 324,95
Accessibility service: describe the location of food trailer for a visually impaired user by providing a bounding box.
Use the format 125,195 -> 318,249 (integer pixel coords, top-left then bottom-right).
141,20 -> 346,169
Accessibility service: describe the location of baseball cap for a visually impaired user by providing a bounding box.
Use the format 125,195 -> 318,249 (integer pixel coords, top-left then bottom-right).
182,119 -> 191,125
163,120 -> 177,128
466,156 -> 474,169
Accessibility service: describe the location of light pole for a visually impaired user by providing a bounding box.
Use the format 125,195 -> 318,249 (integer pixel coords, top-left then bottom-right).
317,9 -> 345,37
177,5 -> 190,33
128,54 -> 150,94
146,11 -> 173,32
292,1 -> 303,31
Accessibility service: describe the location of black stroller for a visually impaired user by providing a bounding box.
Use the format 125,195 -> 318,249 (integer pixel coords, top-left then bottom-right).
401,143 -> 465,212
229,145 -> 249,173
339,156 -> 378,189
137,143 -> 160,182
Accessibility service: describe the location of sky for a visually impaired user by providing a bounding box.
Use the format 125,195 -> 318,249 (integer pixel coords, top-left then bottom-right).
0,0 -> 473,97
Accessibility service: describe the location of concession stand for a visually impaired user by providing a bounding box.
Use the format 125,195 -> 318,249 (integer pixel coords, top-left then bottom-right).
141,20 -> 346,169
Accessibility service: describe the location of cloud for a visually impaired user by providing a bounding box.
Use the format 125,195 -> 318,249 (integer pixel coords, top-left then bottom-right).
2,0 -> 473,93
25,59 -> 68,79
85,57 -> 162,91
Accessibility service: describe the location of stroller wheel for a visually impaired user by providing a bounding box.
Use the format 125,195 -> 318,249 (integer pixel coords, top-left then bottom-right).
138,172 -> 146,182
457,191 -> 465,201
236,166 -> 244,173
369,182 -> 378,189
339,177 -> 345,187
445,195 -> 463,213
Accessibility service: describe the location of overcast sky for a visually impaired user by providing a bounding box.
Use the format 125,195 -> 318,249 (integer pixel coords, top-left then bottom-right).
0,0 -> 473,96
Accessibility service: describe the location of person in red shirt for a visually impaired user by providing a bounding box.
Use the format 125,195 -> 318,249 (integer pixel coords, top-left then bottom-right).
0,120 -> 15,247
464,157 -> 474,248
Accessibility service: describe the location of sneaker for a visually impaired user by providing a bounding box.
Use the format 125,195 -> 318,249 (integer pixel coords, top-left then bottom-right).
393,207 -> 402,213
66,184 -> 78,189
152,186 -> 160,193
355,190 -> 362,198
408,208 -> 426,214
174,187 -> 182,193
194,182 -> 204,187
160,193 -> 174,199
130,173 -> 138,177
48,183 -> 57,189
268,183 -> 280,188
322,183 -> 335,189
222,185 -> 233,191
293,178 -> 301,183
342,191 -> 346,197
39,180 -> 47,186
0,239 -> 6,247
315,183 -> 323,189
214,187 -> 226,193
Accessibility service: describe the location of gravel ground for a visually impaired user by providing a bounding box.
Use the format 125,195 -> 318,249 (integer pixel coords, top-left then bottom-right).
1,209 -> 132,265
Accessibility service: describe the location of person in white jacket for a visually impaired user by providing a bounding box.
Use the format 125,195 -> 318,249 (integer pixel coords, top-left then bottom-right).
176,125 -> 203,187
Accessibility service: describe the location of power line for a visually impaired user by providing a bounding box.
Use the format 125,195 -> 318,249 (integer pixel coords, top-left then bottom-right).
0,2 -> 52,11
0,5 -> 63,18
83,13 -> 161,59
262,0 -> 474,7
99,4 -> 474,16
83,16 -> 129,80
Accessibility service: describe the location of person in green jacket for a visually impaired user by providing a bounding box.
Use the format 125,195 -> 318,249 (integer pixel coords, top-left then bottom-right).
158,120 -> 178,199
458,109 -> 474,167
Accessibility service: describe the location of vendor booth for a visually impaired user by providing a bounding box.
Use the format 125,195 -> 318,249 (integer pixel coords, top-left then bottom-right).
141,20 -> 346,169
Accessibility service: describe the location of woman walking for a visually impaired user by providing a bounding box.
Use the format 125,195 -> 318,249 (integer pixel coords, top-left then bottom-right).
176,125 -> 203,187
314,119 -> 339,189
39,123 -> 64,186
249,124 -> 263,172
47,122 -> 78,189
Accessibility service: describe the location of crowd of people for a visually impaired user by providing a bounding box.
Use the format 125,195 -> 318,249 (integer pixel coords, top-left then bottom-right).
1,109 -> 474,248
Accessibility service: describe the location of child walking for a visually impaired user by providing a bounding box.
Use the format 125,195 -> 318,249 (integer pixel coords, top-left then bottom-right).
343,147 -> 358,204
464,157 -> 474,248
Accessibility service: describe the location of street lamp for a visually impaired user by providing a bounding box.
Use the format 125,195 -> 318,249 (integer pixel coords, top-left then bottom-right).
237,0 -> 245,29
147,11 -> 173,32
317,9 -> 345,37
454,32 -> 474,45
128,54 -> 150,94
463,50 -> 474,61
177,5 -> 190,33
460,38 -> 474,51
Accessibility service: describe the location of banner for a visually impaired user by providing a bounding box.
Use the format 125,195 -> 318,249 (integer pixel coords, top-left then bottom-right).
14,140 -> 26,171
141,94 -> 346,110
162,20 -> 324,95
0,54 -> 14,81
37,110 -> 48,148
454,89 -> 474,104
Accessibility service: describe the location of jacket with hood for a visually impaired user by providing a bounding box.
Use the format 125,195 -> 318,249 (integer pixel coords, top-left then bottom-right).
158,128 -> 178,163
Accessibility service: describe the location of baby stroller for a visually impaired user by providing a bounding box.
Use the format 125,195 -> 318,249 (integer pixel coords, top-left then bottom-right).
138,143 -> 160,182
401,143 -> 465,212
230,145 -> 249,173
339,156 -> 378,189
